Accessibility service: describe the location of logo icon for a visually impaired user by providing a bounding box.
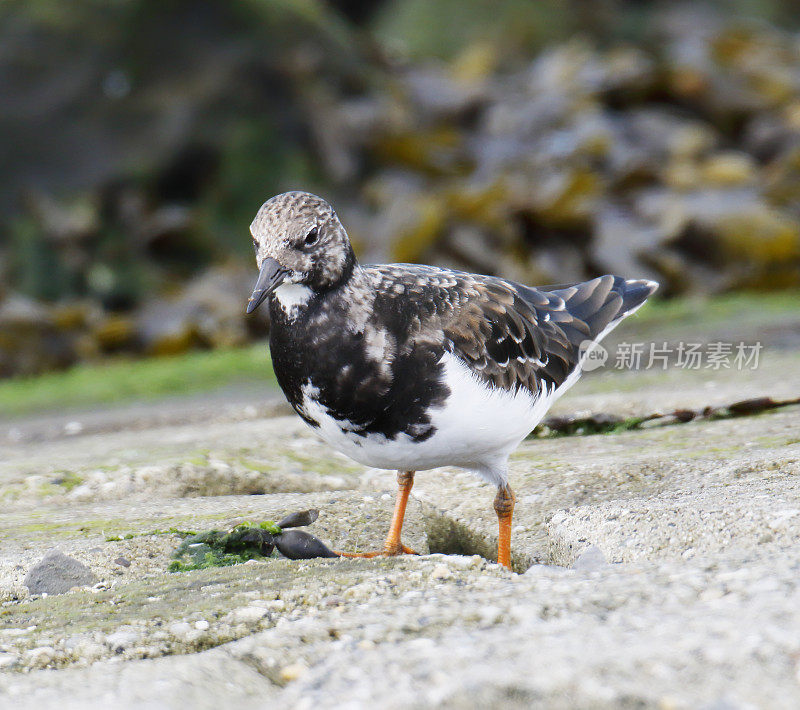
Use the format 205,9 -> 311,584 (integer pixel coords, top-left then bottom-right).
579,340 -> 608,371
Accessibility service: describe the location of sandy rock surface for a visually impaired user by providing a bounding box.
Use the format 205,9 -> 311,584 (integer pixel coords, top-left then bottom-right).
1,350 -> 799,708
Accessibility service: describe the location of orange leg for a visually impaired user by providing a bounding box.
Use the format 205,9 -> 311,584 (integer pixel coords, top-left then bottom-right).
494,484 -> 515,569
337,471 -> 418,558
382,470 -> 417,554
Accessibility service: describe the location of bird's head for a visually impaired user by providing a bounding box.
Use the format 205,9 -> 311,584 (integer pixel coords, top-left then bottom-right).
246,191 -> 355,314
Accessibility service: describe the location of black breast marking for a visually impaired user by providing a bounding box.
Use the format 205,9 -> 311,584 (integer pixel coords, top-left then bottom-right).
268,290 -> 449,442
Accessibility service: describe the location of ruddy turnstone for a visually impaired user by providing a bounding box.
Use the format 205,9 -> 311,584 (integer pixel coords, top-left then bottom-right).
246,191 -> 658,569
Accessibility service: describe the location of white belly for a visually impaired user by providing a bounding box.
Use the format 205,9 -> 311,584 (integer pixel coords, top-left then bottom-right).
299,353 -> 557,482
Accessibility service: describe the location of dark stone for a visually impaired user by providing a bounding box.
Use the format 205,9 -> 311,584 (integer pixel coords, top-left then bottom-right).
277,509 -> 320,529
274,530 -> 339,560
24,550 -> 98,595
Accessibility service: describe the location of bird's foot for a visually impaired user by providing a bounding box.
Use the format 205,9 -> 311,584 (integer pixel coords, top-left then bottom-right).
335,542 -> 418,558
384,542 -> 419,556
335,550 -> 382,559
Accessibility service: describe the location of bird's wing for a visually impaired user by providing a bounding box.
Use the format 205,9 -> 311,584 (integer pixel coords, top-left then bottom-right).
368,264 -> 575,395
369,265 -> 654,397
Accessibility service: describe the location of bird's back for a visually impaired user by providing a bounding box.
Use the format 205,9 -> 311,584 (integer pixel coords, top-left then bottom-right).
366,263 -> 657,399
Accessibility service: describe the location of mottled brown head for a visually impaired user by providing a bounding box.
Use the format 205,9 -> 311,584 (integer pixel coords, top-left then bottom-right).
247,191 -> 356,312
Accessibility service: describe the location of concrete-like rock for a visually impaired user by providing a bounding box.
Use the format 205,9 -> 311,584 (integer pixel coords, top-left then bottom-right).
0,650 -> 275,710
1,343 -> 800,708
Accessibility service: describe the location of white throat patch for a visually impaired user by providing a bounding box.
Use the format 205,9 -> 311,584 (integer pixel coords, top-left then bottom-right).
274,283 -> 313,317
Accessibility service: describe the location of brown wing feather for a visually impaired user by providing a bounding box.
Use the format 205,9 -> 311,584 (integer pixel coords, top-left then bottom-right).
368,265 -> 571,395
368,265 -> 655,397
441,278 -> 574,394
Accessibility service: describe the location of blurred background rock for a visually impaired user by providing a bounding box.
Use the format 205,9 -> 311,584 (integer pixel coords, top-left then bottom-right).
1,0 -> 799,377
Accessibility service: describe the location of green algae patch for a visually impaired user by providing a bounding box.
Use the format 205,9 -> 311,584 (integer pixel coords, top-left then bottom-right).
107,527 -> 197,543
52,471 -> 84,492
168,512 -> 336,572
169,523 -> 281,572
0,343 -> 275,419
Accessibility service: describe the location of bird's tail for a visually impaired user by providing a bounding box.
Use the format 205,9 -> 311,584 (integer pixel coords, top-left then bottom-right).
549,275 -> 659,345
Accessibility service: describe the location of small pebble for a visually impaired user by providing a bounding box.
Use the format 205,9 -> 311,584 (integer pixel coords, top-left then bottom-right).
230,606 -> 268,624
443,555 -> 480,569
429,564 -> 452,580
279,662 -> 308,682
167,621 -> 192,639
64,421 -> 84,436
0,653 -> 18,669
105,630 -> 139,652
76,641 -> 105,662
523,563 -> 567,576
114,557 -> 131,568
571,545 -> 609,572
27,646 -> 55,667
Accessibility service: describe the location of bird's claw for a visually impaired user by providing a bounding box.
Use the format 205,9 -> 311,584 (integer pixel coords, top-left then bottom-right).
335,543 -> 419,559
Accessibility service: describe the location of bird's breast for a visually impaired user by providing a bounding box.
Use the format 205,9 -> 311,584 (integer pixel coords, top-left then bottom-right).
267,301 -> 450,444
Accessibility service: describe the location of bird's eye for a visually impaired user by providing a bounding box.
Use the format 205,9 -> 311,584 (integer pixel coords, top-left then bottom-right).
252,238 -> 258,252
303,227 -> 319,247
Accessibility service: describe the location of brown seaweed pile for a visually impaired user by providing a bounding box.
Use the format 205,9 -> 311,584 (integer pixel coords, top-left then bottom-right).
3,3 -> 800,377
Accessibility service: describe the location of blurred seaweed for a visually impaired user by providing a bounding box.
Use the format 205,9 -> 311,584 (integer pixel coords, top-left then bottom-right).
2,0 -> 800,377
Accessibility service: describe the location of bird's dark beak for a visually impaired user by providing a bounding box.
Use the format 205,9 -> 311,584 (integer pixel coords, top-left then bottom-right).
246,258 -> 289,314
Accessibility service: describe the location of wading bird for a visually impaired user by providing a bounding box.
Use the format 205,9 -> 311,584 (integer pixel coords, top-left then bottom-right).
246,192 -> 657,568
